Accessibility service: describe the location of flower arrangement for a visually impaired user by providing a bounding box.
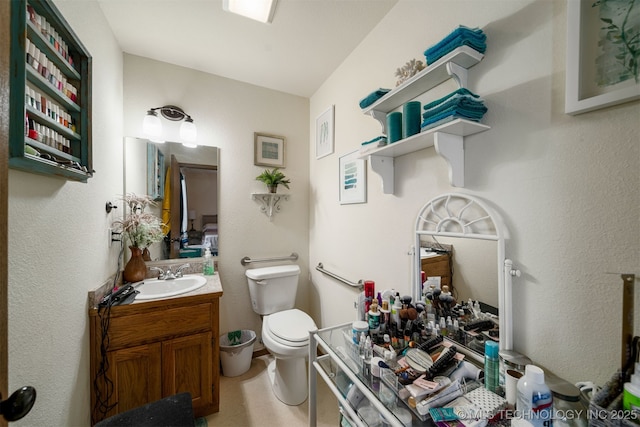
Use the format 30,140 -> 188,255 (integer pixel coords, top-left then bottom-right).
112,194 -> 165,248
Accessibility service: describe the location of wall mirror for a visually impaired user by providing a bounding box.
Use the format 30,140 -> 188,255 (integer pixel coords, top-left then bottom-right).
124,137 -> 219,261
413,193 -> 517,360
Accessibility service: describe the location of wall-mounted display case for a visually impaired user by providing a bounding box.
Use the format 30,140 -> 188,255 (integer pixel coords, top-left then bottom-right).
9,0 -> 92,182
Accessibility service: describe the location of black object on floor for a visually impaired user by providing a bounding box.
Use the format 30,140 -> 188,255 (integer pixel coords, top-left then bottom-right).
94,392 -> 195,427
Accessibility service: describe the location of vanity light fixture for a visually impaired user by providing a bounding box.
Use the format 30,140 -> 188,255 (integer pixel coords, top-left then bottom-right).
142,105 -> 198,147
223,0 -> 277,24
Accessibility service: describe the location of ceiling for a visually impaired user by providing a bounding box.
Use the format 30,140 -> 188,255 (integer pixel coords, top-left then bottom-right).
97,0 -> 398,98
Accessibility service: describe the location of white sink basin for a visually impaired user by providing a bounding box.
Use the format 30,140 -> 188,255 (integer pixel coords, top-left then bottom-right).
134,275 -> 207,300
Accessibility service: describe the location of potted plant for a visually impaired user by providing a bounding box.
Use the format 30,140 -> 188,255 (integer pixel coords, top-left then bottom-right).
255,168 -> 291,193
112,193 -> 165,282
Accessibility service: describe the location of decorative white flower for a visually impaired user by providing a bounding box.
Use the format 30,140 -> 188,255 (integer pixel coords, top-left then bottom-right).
112,194 -> 165,248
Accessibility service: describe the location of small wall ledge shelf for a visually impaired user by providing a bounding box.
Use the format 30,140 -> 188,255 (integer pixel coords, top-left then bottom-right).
251,193 -> 290,220
359,118 -> 490,192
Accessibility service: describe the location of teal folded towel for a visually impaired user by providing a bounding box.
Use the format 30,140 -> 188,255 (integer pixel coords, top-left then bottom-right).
424,25 -> 486,65
361,135 -> 387,146
421,87 -> 487,130
359,88 -> 391,109
421,107 -> 487,130
422,88 -> 481,111
422,96 -> 487,120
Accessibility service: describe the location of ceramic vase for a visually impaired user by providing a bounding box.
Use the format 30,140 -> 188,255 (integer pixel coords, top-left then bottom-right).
142,247 -> 151,261
123,246 -> 146,283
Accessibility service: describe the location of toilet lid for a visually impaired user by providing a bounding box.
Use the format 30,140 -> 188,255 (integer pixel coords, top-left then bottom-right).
268,309 -> 316,343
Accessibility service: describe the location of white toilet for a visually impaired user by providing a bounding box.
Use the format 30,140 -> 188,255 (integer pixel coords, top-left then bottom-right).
245,264 -> 317,406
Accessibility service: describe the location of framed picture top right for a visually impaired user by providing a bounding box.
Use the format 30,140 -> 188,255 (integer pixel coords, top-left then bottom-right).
565,0 -> 639,115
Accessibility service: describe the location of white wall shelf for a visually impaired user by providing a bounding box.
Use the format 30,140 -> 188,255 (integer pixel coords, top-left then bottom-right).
362,46 -> 484,133
359,46 -> 489,193
251,193 -> 290,220
359,119 -> 489,192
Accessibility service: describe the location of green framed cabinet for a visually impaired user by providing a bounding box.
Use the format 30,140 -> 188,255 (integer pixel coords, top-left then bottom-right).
9,0 -> 92,182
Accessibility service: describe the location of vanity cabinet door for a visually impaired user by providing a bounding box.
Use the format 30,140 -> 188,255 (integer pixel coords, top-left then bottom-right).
106,342 -> 162,417
162,332 -> 214,417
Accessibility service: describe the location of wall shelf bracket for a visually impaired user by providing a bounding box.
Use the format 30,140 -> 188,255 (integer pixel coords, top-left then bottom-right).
251,193 -> 290,221
434,132 -> 464,187
446,61 -> 468,88
367,110 -> 388,134
369,155 -> 394,194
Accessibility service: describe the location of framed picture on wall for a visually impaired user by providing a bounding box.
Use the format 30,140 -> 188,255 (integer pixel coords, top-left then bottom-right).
315,105 -> 334,159
254,133 -> 285,167
339,150 -> 366,205
565,0 -> 640,115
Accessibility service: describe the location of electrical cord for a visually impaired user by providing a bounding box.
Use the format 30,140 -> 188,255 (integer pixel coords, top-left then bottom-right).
91,240 -> 124,424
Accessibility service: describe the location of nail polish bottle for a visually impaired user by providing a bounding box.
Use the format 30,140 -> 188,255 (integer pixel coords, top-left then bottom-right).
30,46 -> 40,72
39,53 -> 47,79
28,118 -> 38,140
25,38 -> 32,66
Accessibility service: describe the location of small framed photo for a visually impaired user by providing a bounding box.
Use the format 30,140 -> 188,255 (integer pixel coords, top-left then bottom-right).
339,150 -> 366,205
316,105 -> 334,159
254,133 -> 285,167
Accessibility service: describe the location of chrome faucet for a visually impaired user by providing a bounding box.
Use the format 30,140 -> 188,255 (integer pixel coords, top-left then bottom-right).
149,264 -> 190,280
174,263 -> 190,278
149,266 -> 167,279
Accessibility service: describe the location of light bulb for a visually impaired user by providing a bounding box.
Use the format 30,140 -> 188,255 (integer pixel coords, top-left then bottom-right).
142,110 -> 163,142
180,117 -> 197,147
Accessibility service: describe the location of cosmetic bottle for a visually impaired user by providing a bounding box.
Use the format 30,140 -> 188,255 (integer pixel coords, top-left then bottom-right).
623,362 -> 640,412
484,340 -> 499,393
380,300 -> 390,332
203,248 -> 214,275
516,364 -> 553,427
391,298 -> 401,328
368,301 -> 380,333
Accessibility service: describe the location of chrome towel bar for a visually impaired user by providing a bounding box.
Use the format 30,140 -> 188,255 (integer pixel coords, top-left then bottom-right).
316,263 -> 363,289
240,252 -> 299,266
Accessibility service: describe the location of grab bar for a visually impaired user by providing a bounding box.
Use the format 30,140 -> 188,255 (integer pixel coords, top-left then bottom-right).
316,263 -> 363,289
240,252 -> 299,266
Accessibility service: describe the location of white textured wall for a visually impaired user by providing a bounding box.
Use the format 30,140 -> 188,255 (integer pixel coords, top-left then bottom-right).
309,0 -> 639,386
8,1 -> 123,426
123,54 -> 310,346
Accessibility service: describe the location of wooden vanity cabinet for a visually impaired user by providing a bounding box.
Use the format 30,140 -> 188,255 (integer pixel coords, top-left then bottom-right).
89,292 -> 221,424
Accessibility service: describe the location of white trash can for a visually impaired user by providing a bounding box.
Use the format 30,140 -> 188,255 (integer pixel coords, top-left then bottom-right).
220,330 -> 256,377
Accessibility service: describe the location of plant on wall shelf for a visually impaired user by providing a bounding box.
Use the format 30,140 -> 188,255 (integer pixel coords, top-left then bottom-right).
255,168 -> 291,193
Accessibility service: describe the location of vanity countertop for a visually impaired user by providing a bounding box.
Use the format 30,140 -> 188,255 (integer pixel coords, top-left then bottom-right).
132,273 -> 223,304
88,272 -> 223,310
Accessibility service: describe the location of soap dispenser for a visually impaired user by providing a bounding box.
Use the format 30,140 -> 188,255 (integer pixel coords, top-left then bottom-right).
203,248 -> 214,275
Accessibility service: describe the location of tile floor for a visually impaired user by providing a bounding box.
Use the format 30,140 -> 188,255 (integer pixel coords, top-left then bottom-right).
205,355 -> 340,427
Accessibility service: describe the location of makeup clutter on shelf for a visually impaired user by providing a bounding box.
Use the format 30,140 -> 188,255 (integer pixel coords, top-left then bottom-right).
344,280 -> 585,427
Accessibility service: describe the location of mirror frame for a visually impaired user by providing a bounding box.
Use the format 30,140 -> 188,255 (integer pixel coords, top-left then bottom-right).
413,193 -> 515,352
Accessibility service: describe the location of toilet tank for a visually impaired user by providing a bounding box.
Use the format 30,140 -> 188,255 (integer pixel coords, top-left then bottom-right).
245,265 -> 300,315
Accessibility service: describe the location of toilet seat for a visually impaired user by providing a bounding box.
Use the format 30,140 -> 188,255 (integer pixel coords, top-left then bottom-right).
265,309 -> 316,347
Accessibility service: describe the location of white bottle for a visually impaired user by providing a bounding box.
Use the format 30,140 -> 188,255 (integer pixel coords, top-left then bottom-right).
517,365 -> 553,427
391,298 -> 402,328
623,362 -> 640,412
203,248 -> 214,275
